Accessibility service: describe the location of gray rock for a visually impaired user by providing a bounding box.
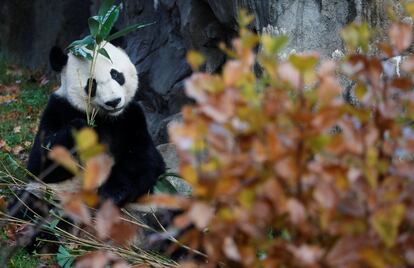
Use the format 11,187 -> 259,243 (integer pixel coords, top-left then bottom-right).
157,143 -> 192,195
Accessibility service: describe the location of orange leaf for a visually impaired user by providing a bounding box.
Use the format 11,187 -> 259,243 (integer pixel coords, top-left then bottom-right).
389,23 -> 413,53
60,194 -> 91,224
188,202 -> 214,230
83,154 -> 113,191
48,146 -> 79,175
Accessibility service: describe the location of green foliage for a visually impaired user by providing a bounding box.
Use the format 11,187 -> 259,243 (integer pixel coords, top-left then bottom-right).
67,0 -> 154,62
154,173 -> 182,195
7,249 -> 40,268
56,246 -> 75,268
0,59 -> 51,180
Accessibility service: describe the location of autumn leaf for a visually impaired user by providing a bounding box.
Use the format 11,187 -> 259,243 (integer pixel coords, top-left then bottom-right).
371,204 -> 405,248
188,202 -> 214,230
13,126 -> 21,133
48,146 -> 79,175
75,127 -> 98,152
60,194 -> 91,224
389,23 -> 413,53
83,154 -> 113,191
95,200 -> 120,239
186,51 -> 205,71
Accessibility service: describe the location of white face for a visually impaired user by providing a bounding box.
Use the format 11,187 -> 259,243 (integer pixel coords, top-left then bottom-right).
57,43 -> 138,116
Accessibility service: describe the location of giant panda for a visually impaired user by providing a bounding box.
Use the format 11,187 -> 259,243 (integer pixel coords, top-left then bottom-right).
26,42 -> 165,206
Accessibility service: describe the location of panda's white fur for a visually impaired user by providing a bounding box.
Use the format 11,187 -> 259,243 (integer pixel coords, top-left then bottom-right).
56,43 -> 138,116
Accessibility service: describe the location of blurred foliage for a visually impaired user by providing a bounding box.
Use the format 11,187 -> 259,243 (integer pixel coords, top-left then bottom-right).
161,8 -> 414,268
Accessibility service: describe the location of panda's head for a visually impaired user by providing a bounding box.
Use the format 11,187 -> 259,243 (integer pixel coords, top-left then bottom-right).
50,42 -> 138,117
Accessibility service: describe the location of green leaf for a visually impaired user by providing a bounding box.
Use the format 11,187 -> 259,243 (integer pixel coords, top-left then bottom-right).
88,16 -> 101,38
100,5 -> 121,40
66,35 -> 94,51
57,246 -> 75,268
289,54 -> 319,73
98,0 -> 116,17
107,22 -> 156,42
261,34 -> 289,55
98,47 -> 112,62
71,47 -> 93,61
154,177 -> 179,195
372,204 -> 405,248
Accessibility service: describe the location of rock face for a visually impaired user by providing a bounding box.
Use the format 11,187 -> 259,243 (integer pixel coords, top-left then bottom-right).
0,0 -> 401,144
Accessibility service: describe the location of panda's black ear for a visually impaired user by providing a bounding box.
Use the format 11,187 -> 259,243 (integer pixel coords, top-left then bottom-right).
109,27 -> 125,48
49,46 -> 68,72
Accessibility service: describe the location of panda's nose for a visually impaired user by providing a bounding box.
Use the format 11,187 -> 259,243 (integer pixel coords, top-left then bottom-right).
105,98 -> 121,108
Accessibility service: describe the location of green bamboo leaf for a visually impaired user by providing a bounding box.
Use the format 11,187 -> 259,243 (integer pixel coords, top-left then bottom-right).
66,35 -> 94,51
88,16 -> 101,38
98,47 -> 112,62
71,47 -> 93,61
154,177 -> 179,195
100,5 -> 121,40
98,0 -> 115,17
107,22 -> 156,42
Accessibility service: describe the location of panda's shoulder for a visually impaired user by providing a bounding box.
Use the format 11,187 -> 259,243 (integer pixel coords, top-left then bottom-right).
124,100 -> 146,119
45,93 -> 76,113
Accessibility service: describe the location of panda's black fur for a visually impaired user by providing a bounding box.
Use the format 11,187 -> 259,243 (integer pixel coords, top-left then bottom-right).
27,45 -> 165,206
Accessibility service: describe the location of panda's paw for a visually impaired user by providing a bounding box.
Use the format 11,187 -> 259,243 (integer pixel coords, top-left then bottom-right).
69,118 -> 88,130
98,186 -> 129,206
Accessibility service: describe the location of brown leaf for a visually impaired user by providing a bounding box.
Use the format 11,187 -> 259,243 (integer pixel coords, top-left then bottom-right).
318,76 -> 342,104
140,194 -> 191,210
83,154 -> 113,191
48,146 -> 79,175
278,62 -> 300,89
286,198 -> 306,225
326,236 -> 370,267
318,60 -> 337,77
110,221 -> 138,247
0,94 -> 17,105
389,23 -> 413,53
12,145 -> 24,155
223,60 -> 245,87
288,244 -> 324,266
188,202 -> 214,230
60,194 -> 91,224
95,200 -> 120,239
13,126 -> 21,133
223,236 -> 241,262
75,251 -> 112,268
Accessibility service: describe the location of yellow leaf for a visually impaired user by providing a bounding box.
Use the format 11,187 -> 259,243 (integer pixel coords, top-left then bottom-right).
372,204 -> 405,248
261,34 -> 289,55
289,53 -> 319,73
238,189 -> 255,209
48,146 -> 79,175
405,2 -> 414,19
186,51 -> 205,70
341,23 -> 370,52
181,164 -> 198,185
75,128 -> 98,152
238,9 -> 255,28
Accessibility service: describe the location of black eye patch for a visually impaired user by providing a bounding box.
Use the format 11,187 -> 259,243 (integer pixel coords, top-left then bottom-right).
84,78 -> 97,98
110,69 -> 125,86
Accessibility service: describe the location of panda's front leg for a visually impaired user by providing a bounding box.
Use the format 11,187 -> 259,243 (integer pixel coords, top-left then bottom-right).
97,157 -> 163,206
29,118 -> 88,183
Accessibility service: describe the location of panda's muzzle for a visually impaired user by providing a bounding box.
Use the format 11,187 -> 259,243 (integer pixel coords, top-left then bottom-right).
105,98 -> 121,108
99,98 -> 124,114
100,105 -> 125,114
